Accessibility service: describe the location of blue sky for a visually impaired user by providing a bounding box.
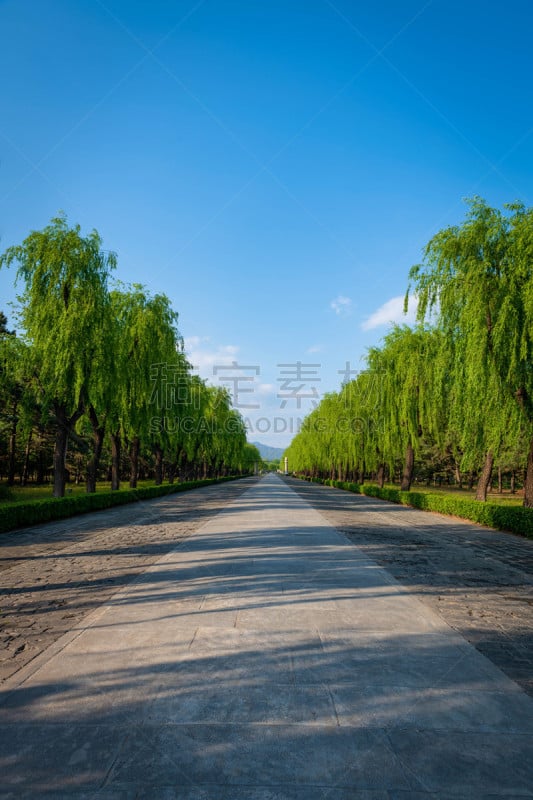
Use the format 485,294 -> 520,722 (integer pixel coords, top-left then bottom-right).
1,0 -> 532,447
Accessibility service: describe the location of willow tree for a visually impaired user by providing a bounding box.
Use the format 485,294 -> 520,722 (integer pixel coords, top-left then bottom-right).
322,392 -> 353,480
81,283 -> 119,492
501,205 -> 533,504
0,331 -> 23,485
284,396 -> 341,480
408,198 -> 533,506
291,403 -> 329,478
193,385 -> 234,478
445,328 -> 520,500
307,393 -> 340,479
240,442 -> 261,475
282,421 -> 309,477
0,216 -> 116,496
215,408 -> 246,475
164,373 -> 208,481
0,337 -> 49,487
366,326 -> 437,490
339,368 -> 385,484
108,285 -> 183,489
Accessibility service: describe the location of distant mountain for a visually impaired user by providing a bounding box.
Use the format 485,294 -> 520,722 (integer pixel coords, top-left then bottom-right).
251,441 -> 285,461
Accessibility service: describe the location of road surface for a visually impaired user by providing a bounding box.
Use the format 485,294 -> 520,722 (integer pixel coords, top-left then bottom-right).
1,474 -> 532,797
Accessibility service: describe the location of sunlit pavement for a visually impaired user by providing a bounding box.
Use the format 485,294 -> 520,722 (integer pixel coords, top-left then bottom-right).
1,474 -> 532,798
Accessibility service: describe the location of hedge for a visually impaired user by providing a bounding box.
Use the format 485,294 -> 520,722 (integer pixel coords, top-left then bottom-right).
0,476 -> 247,535
0,484 -> 13,501
295,476 -> 533,539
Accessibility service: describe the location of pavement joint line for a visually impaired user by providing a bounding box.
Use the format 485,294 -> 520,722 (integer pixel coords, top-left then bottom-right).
383,728 -> 435,794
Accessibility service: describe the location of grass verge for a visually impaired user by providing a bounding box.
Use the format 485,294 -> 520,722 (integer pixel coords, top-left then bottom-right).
297,476 -> 533,539
0,476 -> 246,535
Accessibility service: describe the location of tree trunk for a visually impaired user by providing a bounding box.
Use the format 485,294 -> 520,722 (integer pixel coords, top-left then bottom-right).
400,441 -> 414,491
52,401 -> 84,498
154,444 -> 163,485
524,436 -> 533,508
510,470 -> 516,494
53,414 -> 69,498
36,428 -> 46,485
172,449 -> 185,483
129,436 -> 140,488
454,463 -> 462,489
167,461 -> 177,484
21,428 -> 33,486
497,465 -> 503,494
7,399 -> 18,486
377,464 -> 385,489
111,431 -> 121,491
475,450 -> 493,502
86,406 -> 105,493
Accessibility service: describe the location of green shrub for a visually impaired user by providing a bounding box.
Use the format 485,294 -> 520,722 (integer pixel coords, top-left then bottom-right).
295,476 -> 533,538
0,484 -> 13,501
360,487 -> 533,536
0,476 -> 243,534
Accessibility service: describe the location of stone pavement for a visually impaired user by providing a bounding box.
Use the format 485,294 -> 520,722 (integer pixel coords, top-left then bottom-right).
286,476 -> 533,697
0,477 -> 258,683
1,474 -> 532,798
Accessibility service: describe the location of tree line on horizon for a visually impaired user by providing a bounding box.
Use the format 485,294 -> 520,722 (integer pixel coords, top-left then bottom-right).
0,215 -> 260,497
285,199 -> 533,508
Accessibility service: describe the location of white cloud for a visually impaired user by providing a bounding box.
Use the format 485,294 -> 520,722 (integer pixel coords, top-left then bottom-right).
330,295 -> 352,316
184,337 -> 240,377
361,294 -> 418,331
306,344 -> 323,354
256,383 -> 275,395
183,335 -> 209,350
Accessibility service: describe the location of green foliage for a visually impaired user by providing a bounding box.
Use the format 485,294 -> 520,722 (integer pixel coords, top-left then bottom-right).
242,443 -> 261,469
0,476 -> 245,534
0,218 -> 256,492
109,284 -> 184,442
0,311 -> 13,336
367,325 -> 439,469
0,484 -> 13,501
287,198 -> 533,507
0,214 -> 116,411
408,198 -> 533,503
369,486 -> 533,537
296,476 -> 533,538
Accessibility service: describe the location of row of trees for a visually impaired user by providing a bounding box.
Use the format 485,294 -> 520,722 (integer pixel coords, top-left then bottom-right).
285,199 -> 533,507
0,216 -> 259,496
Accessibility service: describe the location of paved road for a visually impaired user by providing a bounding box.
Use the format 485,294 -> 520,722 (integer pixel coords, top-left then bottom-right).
0,478 -> 258,683
286,476 -> 533,697
1,474 -> 533,798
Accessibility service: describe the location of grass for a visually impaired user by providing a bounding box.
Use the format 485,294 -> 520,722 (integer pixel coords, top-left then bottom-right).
302,476 -> 533,538
1,479 -> 524,507
0,476 -> 247,534
392,482 -> 524,506
1,480 -> 177,505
